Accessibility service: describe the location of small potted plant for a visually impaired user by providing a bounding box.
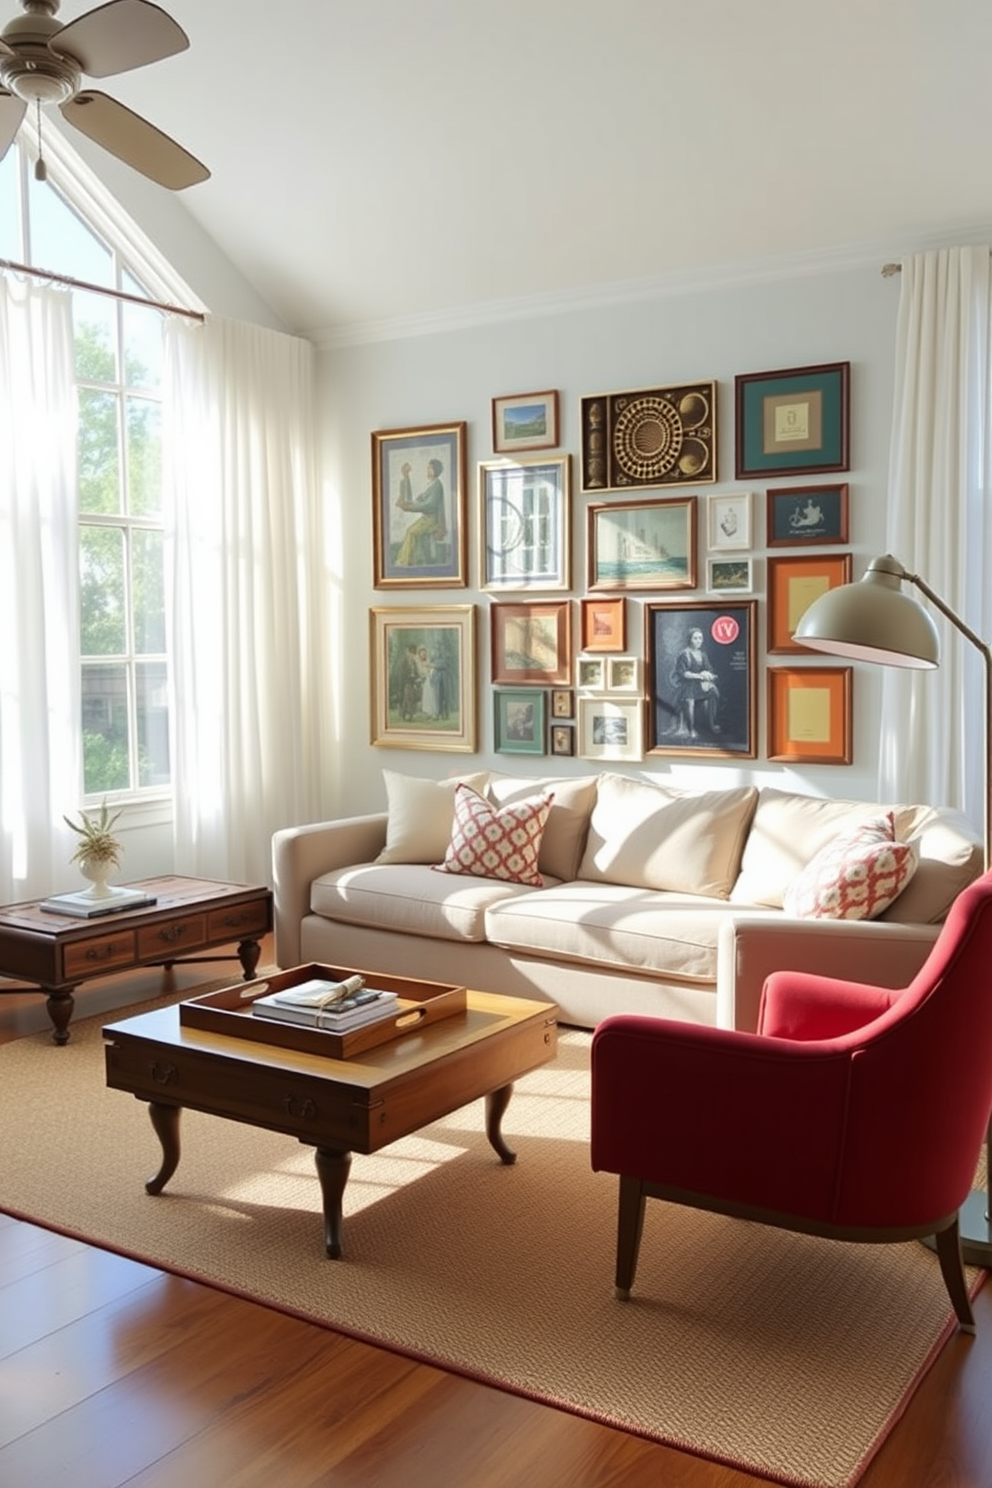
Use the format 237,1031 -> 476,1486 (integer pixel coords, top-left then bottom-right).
64,800 -> 124,899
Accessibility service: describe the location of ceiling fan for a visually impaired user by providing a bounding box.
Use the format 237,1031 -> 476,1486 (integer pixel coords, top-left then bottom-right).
0,0 -> 209,189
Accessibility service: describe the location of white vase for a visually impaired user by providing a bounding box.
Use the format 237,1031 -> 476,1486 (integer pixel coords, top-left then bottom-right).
78,856 -> 117,900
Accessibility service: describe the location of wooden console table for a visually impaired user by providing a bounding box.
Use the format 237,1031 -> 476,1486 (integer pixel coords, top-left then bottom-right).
0,875 -> 272,1045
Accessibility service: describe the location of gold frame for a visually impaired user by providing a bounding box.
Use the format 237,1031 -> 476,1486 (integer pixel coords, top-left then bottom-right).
372,422 -> 467,589
369,604 -> 476,751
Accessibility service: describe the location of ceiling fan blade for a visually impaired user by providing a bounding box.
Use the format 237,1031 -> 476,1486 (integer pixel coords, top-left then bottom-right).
60,90 -> 209,189
0,89 -> 27,161
49,0 -> 188,79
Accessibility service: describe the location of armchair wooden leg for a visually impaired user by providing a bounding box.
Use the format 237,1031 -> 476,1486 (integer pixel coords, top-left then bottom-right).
615,1175 -> 646,1300
935,1217 -> 976,1333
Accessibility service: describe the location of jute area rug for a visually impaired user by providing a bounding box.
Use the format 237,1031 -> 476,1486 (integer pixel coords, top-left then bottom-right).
0,984 -> 982,1488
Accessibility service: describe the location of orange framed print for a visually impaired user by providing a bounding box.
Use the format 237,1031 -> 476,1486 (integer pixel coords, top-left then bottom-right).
580,595 -> 626,652
767,666 -> 852,764
767,552 -> 852,655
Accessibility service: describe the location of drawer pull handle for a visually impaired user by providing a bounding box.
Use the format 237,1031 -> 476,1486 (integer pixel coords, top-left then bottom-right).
149,1061 -> 178,1085
283,1095 -> 317,1120
85,943 -> 121,962
158,925 -> 188,943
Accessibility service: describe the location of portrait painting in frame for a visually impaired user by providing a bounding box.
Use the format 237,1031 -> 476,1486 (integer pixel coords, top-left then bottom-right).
645,600 -> 757,758
370,605 -> 476,751
372,422 -> 467,588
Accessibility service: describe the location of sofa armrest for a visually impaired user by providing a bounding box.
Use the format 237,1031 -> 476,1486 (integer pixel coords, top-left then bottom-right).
715,915 -> 939,1033
271,813 -> 388,967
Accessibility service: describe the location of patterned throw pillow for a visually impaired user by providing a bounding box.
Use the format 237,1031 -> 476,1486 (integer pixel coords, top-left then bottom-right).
434,785 -> 553,886
783,812 -> 919,921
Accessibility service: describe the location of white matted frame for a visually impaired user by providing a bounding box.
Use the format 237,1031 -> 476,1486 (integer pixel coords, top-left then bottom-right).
370,604 -> 476,751
606,656 -> 640,693
576,655 -> 606,691
480,455 -> 570,591
578,697 -> 644,762
708,492 -> 752,551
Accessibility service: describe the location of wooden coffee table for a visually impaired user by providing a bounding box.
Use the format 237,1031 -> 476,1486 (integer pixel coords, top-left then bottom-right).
103,988 -> 559,1258
0,876 -> 272,1044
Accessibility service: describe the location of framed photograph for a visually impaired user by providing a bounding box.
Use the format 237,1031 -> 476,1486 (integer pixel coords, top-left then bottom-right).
645,600 -> 757,758
580,381 -> 717,491
588,496 -> 697,591
707,557 -> 753,593
578,697 -> 644,762
372,422 -> 467,588
767,666 -> 853,764
494,688 -> 547,755
480,455 -> 570,591
491,390 -> 559,454
576,655 -> 606,690
550,723 -> 575,757
580,595 -> 626,652
707,492 -> 752,551
606,656 -> 640,693
767,483 -> 850,546
490,600 -> 572,686
735,362 -> 850,479
767,552 -> 852,655
550,687 -> 574,719
369,605 -> 476,751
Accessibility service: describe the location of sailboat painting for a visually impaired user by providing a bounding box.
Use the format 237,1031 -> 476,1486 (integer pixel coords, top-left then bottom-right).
588,496 -> 697,591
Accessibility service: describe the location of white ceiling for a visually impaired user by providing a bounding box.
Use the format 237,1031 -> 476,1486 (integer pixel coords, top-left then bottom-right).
30,0 -> 992,339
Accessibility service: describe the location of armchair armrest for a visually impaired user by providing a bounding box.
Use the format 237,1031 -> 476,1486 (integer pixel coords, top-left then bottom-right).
271,813 -> 388,967
758,971 -> 899,1040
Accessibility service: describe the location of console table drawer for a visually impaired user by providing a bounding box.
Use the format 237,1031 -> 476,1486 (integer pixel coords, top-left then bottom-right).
208,901 -> 270,941
64,931 -> 136,978
138,915 -> 207,959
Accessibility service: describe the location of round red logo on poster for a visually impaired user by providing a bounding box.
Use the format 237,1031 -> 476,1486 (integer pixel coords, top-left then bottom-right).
711,615 -> 740,646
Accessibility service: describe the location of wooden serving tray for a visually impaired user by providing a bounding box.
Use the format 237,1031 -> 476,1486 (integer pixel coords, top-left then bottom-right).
179,963 -> 467,1059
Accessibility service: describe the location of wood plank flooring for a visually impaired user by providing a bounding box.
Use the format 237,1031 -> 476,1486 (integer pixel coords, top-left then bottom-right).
2,950 -> 991,1487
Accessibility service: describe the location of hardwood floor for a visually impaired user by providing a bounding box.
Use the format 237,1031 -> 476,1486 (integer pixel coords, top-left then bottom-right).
1,951 -> 991,1487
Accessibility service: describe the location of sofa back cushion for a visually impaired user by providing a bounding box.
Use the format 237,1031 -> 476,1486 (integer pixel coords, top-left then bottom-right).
487,773 -> 598,881
577,773 -> 758,899
376,769 -> 490,864
877,805 -> 983,924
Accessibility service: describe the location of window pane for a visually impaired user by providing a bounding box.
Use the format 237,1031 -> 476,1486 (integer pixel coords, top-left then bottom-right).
73,291 -> 117,382
82,662 -> 130,794
28,175 -> 111,283
132,528 -> 165,652
127,395 -> 162,517
78,388 -> 122,514
136,661 -> 170,787
0,147 -> 20,259
80,526 -> 126,654
123,298 -> 163,391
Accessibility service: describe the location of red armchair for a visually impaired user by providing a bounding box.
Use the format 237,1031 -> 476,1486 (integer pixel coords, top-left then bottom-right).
591,869 -> 992,1332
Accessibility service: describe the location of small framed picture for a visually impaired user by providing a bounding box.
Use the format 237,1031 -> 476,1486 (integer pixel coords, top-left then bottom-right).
707,557 -> 753,593
492,390 -> 559,454
550,723 -> 575,757
588,496 -> 697,591
494,688 -> 546,755
707,492 -> 752,551
767,666 -> 852,764
578,697 -> 644,762
580,595 -> 626,652
735,362 -> 850,479
606,656 -> 640,693
480,456 -> 570,591
372,422 -> 467,588
550,687 -> 574,719
767,483 -> 850,546
576,655 -> 606,690
490,600 -> 572,685
767,552 -> 852,655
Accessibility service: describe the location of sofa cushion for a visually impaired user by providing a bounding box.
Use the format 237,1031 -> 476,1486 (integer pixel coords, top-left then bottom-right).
730,789 -> 894,908
311,861 -> 539,943
487,772 -> 598,880
577,773 -> 757,899
376,769 -> 489,864
783,813 -> 919,921
435,784 -> 552,886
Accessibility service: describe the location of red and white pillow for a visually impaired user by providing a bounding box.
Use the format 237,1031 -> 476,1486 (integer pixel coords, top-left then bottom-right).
783,812 -> 919,921
434,785 -> 553,886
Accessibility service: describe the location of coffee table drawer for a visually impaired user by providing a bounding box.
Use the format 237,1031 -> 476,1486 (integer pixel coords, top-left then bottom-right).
64,930 -> 136,979
138,914 -> 207,959
208,901 -> 270,941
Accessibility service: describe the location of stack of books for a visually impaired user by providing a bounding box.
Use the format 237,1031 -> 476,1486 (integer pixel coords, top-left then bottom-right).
251,975 -> 400,1032
40,887 -> 157,918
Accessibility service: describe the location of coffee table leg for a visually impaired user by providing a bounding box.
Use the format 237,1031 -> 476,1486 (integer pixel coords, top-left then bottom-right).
314,1147 -> 352,1258
485,1083 -> 517,1165
145,1102 -> 182,1194
45,987 -> 76,1046
237,938 -> 262,979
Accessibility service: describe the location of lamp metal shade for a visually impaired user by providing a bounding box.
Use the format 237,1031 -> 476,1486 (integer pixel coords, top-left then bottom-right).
793,554 -> 940,669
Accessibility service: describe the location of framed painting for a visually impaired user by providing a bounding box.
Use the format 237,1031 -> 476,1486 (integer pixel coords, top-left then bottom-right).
767,483 -> 850,546
576,655 -> 606,691
490,599 -> 571,686
491,390 -> 559,454
577,697 -> 644,762
550,687 -> 574,719
735,362 -> 850,479
767,552 -> 852,655
707,491 -> 752,551
369,604 -> 476,751
550,723 -> 575,757
767,666 -> 853,764
645,600 -> 757,758
580,381 -> 717,491
494,688 -> 547,755
606,656 -> 640,693
372,422 -> 467,588
707,557 -> 753,593
480,455 -> 570,591
580,595 -> 626,652
587,496 -> 697,591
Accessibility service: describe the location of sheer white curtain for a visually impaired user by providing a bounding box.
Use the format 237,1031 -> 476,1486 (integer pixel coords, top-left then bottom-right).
879,246 -> 992,840
0,276 -> 80,901
164,314 -> 327,885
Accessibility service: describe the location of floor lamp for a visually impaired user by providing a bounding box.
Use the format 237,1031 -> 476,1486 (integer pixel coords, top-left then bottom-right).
793,552 -> 992,1268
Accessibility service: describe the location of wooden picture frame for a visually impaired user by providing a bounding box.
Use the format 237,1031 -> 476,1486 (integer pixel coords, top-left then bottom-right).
494,688 -> 547,755
767,666 -> 853,764
580,595 -> 626,652
735,362 -> 850,479
490,599 -> 571,686
372,422 -> 467,588
550,687 -> 574,719
550,723 -> 575,757
767,483 -> 850,546
707,492 -> 752,551
767,552 -> 852,655
578,697 -> 644,762
587,496 -> 697,591
491,390 -> 559,454
645,600 -> 757,758
480,455 -> 570,591
580,381 -> 717,491
707,557 -> 753,594
369,605 -> 476,751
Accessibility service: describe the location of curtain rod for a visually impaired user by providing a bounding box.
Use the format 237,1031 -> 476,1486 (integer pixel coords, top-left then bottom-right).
0,256 -> 205,322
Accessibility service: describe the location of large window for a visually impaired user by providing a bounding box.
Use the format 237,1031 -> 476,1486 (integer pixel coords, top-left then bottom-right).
2,141 -> 169,798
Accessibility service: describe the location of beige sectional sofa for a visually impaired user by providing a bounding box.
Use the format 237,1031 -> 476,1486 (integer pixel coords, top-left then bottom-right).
271,769 -> 982,1032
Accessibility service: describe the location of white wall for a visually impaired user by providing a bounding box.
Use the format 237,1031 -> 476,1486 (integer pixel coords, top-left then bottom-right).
317,259 -> 900,819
